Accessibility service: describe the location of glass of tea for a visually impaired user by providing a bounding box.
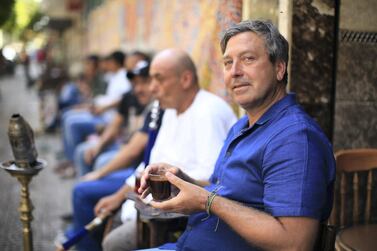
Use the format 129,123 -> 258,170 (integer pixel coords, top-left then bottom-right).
148,169 -> 171,201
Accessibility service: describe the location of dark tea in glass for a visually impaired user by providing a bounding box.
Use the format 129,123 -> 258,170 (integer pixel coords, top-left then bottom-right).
148,170 -> 171,201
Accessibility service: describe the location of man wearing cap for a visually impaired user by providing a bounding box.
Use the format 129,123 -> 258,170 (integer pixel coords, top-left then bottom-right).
74,60 -> 152,177
66,60 -> 158,251
87,48 -> 237,251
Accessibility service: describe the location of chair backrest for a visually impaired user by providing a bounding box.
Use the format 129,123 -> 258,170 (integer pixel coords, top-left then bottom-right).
329,148 -> 377,228
313,223 -> 337,251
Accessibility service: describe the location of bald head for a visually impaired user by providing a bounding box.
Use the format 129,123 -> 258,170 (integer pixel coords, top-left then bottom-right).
149,48 -> 200,113
151,48 -> 198,85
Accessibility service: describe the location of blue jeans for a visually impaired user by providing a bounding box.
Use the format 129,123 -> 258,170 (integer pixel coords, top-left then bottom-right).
74,141 -> 121,176
61,109 -> 107,161
58,83 -> 83,110
70,168 -> 135,251
134,243 -> 176,250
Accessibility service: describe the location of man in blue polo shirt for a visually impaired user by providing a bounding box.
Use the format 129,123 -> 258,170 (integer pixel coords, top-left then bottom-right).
139,19 -> 336,251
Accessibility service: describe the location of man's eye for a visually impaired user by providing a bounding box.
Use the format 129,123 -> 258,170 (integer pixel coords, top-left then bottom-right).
155,77 -> 163,82
243,57 -> 254,63
224,61 -> 232,67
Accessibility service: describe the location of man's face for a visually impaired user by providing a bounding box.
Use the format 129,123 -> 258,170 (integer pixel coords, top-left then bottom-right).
223,32 -> 284,111
133,76 -> 152,106
84,60 -> 96,77
107,59 -> 120,73
149,60 -> 181,109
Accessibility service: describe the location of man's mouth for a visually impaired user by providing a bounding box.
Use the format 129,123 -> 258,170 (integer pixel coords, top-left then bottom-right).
232,81 -> 251,90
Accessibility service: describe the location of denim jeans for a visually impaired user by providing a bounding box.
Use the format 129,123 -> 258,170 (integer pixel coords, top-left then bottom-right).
74,141 -> 121,176
61,109 -> 107,161
70,168 -> 135,251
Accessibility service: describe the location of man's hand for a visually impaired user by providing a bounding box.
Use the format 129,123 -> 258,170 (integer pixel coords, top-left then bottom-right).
82,170 -> 102,181
91,105 -> 106,115
94,193 -> 124,216
138,163 -> 183,198
84,145 -> 101,165
55,245 -> 65,251
148,172 -> 209,215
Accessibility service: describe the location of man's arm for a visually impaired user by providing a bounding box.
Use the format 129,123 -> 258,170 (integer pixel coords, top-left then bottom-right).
85,113 -> 124,164
210,195 -> 318,251
83,131 -> 148,181
94,183 -> 133,215
97,113 -> 124,148
92,99 -> 121,115
149,172 -> 319,251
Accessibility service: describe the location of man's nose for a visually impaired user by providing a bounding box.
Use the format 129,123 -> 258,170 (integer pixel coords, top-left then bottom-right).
149,79 -> 158,94
230,61 -> 243,77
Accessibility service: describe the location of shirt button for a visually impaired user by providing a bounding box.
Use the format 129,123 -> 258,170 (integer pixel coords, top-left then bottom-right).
186,225 -> 192,230
226,151 -> 231,156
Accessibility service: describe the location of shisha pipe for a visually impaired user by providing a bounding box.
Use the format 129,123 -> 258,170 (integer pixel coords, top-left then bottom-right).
56,100 -> 162,250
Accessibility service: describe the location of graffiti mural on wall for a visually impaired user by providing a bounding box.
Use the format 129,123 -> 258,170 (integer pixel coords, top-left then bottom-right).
87,0 -> 241,98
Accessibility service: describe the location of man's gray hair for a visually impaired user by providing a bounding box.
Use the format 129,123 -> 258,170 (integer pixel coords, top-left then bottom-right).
220,20 -> 289,84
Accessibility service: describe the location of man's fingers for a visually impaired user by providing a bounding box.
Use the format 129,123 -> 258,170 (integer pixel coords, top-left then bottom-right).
165,172 -> 185,189
150,199 -> 175,211
140,187 -> 150,199
94,202 -> 103,215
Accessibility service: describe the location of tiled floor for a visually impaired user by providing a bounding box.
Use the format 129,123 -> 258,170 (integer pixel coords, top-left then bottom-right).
0,67 -> 74,251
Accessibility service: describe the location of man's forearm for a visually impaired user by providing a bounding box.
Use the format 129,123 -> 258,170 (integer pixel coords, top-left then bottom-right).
97,132 -> 148,178
117,183 -> 133,199
210,196 -> 318,251
100,100 -> 120,112
97,145 -> 137,177
97,115 -> 123,150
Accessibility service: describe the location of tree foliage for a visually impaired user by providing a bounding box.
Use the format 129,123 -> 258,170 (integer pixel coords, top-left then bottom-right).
0,0 -> 16,27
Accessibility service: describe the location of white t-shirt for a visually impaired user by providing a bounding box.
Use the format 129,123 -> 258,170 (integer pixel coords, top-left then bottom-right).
94,69 -> 131,107
121,90 -> 237,222
149,89 -> 237,180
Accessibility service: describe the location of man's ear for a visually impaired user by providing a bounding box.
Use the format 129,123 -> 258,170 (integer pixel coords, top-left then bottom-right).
275,60 -> 286,82
180,70 -> 193,89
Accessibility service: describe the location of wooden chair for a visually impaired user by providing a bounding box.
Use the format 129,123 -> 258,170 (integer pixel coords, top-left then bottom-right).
329,148 -> 377,251
313,223 -> 336,251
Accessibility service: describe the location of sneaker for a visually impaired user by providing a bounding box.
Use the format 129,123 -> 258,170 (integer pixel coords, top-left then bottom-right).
53,161 -> 71,174
59,166 -> 76,179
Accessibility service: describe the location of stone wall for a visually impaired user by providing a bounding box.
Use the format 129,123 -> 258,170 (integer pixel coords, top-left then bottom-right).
290,0 -> 336,139
333,35 -> 377,150
332,0 -> 377,150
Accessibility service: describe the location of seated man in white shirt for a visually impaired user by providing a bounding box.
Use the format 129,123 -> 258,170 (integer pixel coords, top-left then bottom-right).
59,51 -> 131,176
92,48 -> 237,251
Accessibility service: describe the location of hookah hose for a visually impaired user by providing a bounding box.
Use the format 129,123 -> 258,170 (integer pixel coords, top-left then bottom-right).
56,210 -> 112,250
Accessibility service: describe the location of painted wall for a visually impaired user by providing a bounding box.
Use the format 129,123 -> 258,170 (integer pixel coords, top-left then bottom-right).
85,0 -> 242,98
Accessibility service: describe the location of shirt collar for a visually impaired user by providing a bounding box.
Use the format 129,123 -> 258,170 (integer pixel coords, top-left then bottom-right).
255,93 -> 297,126
235,93 -> 297,132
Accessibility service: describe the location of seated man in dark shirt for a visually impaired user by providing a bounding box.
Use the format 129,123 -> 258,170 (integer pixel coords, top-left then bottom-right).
139,20 -> 336,251
65,61 -> 159,251
74,73 -> 147,177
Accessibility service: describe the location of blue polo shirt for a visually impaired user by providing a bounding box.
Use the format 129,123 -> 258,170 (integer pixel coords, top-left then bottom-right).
173,93 -> 336,251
